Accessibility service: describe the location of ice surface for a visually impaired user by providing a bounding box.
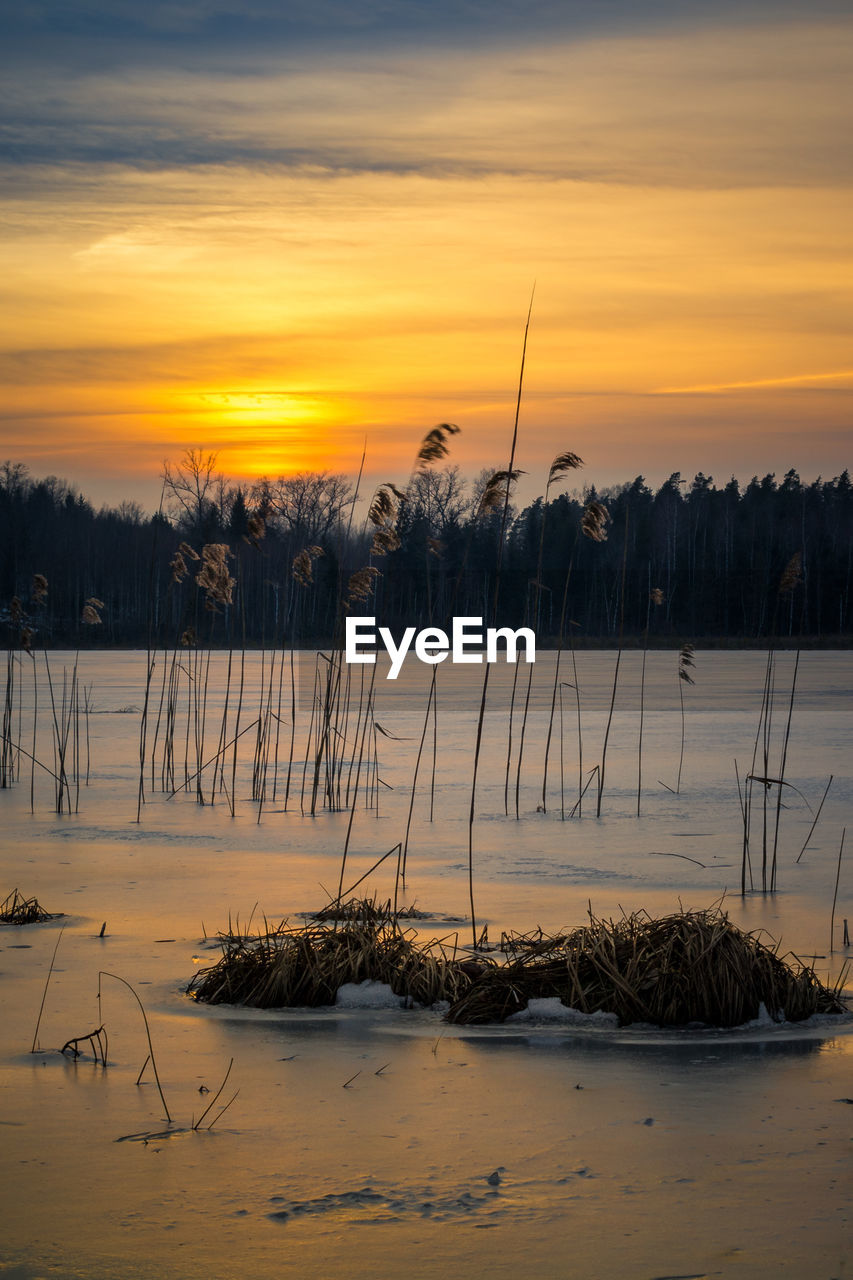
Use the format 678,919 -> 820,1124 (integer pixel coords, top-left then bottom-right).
0,649 -> 851,1279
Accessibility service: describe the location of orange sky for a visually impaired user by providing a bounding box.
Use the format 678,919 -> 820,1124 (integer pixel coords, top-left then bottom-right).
1,9 -> 851,509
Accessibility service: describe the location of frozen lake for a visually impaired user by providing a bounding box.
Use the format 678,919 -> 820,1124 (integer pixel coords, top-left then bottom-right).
0,648 -> 850,1278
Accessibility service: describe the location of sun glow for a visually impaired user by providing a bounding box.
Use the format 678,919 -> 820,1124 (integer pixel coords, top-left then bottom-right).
2,17 -> 852,508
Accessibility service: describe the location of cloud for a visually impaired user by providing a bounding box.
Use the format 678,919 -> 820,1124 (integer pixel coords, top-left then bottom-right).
2,17 -> 852,188
2,6 -> 851,506
656,370 -> 853,395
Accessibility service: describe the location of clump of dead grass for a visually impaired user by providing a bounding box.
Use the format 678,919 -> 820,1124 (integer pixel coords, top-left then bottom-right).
188,902 -> 477,1010
187,902 -> 846,1029
310,895 -> 429,923
1,888 -> 57,925
446,906 -> 847,1027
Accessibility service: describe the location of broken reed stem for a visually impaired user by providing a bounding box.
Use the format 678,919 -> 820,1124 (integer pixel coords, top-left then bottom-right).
31,926 -> 65,1053
796,775 -> 833,862
98,971 -> 172,1124
192,1057 -> 234,1130
167,719 -> 259,799
830,828 -> 846,952
61,1026 -> 108,1066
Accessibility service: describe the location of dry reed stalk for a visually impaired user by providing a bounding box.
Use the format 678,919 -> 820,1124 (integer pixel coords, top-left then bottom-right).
596,508 -> 628,817
503,661 -> 519,816
512,451 -> 582,817
98,971 -> 172,1123
60,1026 -> 108,1065
675,642 -> 695,795
830,828 -> 846,951
770,648 -> 800,888
637,584 -> 663,816
467,292 -> 534,946
1,650 -> 15,789
337,670 -> 377,900
401,668 -> 438,880
192,1058 -> 235,1130
796,775 -> 833,862
29,650 -> 37,812
540,546 -> 575,813
1,889 -> 55,924
31,926 -> 65,1053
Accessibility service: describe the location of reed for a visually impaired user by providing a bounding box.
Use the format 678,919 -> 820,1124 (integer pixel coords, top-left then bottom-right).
637,585 -> 663,816
742,553 -> 803,891
595,504 -> 625,817
98,970 -> 172,1123
466,292 -> 534,946
830,828 -> 846,951
31,925 -> 65,1053
512,450 -> 582,817
675,642 -> 695,795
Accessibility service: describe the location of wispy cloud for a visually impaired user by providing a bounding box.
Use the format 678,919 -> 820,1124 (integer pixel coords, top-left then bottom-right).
657,370 -> 853,394
2,20 -> 852,187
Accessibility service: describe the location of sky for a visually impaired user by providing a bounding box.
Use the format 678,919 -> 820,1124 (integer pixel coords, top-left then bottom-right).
1,0 -> 851,512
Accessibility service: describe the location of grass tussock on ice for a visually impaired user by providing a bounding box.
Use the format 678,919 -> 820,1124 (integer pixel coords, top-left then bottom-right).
0,887 -> 57,925
188,900 -> 847,1029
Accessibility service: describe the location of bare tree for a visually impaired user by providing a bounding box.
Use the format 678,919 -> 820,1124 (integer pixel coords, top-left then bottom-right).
161,449 -> 222,536
406,465 -> 468,533
256,471 -> 353,545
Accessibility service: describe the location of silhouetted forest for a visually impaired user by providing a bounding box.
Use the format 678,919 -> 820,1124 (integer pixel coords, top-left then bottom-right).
1,455 -> 851,648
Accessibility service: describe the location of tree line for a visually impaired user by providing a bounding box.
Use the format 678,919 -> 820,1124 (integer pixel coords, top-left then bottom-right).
1,453 -> 851,648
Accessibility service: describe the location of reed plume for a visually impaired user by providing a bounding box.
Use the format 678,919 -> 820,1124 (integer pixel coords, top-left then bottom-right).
81,598 -> 104,626
346,566 -> 381,607
196,544 -> 235,611
292,545 -> 324,586
580,499 -> 610,543
415,423 -> 460,469
476,468 -> 526,516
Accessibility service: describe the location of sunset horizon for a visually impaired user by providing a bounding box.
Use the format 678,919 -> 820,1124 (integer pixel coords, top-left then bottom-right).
2,2 -> 851,512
